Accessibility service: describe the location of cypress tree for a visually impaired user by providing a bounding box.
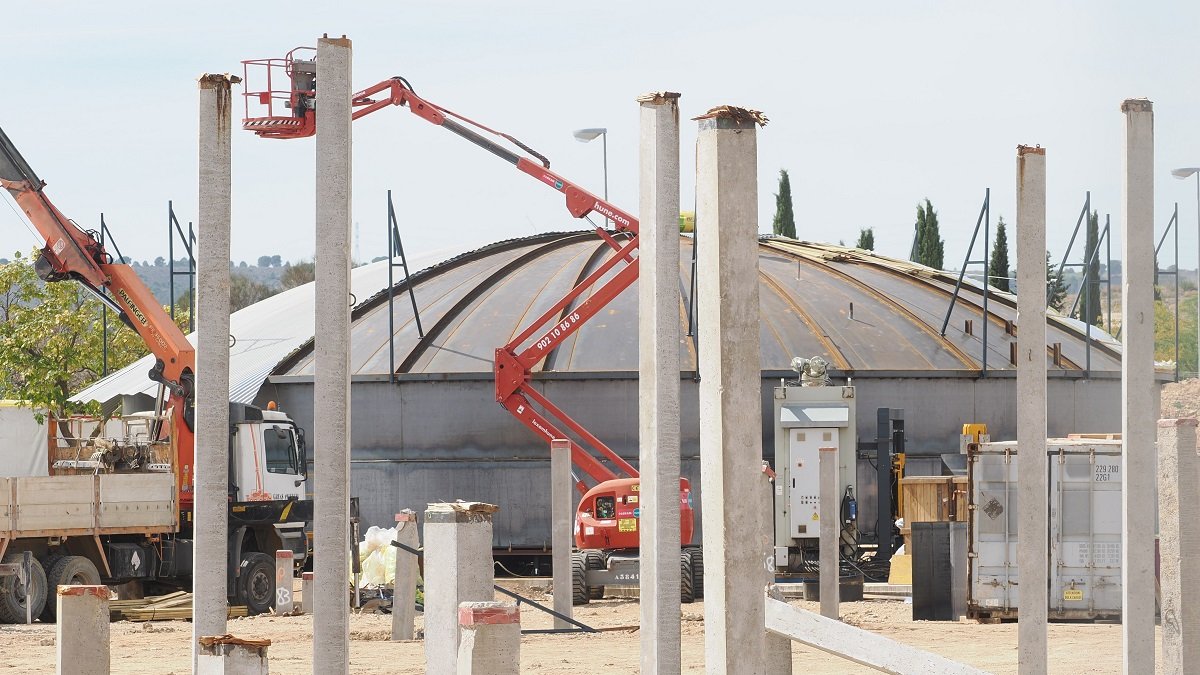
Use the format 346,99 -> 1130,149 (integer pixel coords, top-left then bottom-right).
989,217 -> 1010,292
856,227 -> 875,251
772,169 -> 796,239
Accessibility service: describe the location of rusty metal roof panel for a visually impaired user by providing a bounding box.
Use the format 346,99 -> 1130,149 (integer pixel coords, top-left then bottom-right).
78,229 -> 1126,407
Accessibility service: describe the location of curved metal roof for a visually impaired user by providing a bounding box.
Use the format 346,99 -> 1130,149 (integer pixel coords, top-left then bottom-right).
273,232 -> 1122,378
71,243 -> 480,406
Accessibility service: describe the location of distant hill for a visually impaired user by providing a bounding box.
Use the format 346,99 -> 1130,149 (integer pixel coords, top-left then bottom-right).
127,258 -> 288,307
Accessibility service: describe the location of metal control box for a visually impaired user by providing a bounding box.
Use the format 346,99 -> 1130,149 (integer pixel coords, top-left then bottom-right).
967,439 -> 1123,621
772,384 -> 856,571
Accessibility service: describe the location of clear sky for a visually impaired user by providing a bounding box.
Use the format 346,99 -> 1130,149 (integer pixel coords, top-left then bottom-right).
2,1 -> 1197,272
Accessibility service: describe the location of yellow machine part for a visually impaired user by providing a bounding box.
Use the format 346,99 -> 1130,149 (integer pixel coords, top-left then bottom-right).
962,423 -> 988,442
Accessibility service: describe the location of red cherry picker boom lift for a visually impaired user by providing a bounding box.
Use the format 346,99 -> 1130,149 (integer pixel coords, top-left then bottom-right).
241,48 -> 702,603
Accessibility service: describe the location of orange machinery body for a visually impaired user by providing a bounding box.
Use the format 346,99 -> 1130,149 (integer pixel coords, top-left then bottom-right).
575,477 -> 695,550
0,126 -> 197,512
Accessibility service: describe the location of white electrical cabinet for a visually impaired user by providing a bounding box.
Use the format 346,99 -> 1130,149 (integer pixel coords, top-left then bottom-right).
772,384 -> 856,570
968,439 -> 1123,621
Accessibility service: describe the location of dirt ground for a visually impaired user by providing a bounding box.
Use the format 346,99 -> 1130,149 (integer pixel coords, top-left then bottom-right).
0,589 -> 1161,674
1160,377 -> 1200,420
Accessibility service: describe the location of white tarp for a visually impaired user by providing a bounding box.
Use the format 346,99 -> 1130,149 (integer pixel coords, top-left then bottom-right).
0,401 -> 48,477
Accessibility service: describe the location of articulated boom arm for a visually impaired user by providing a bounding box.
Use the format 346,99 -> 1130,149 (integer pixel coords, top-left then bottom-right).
243,64 -> 643,492
0,125 -> 197,500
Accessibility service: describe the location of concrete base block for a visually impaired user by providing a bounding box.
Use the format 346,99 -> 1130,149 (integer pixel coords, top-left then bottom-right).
392,511 -> 419,641
196,636 -> 270,675
425,503 -> 497,675
274,550 -> 294,614
765,597 -> 987,674
456,602 -> 520,675
56,585 -> 109,675
300,572 -> 314,615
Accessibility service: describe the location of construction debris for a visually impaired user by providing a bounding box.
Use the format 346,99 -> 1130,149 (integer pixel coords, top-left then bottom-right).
108,591 -> 248,622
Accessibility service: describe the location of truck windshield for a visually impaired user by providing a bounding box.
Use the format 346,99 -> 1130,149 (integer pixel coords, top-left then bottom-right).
264,426 -> 298,474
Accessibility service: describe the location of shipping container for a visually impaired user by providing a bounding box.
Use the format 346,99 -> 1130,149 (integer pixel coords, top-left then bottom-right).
967,439 -> 1122,621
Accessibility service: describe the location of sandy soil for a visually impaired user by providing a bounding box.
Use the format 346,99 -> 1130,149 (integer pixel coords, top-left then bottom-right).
0,590 -> 1160,674
1161,377 -> 1200,420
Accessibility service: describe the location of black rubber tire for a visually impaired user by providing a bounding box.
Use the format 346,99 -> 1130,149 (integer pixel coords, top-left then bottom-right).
571,551 -> 588,606
680,551 -> 695,604
35,554 -> 64,623
583,550 -> 606,601
0,554 -> 48,624
41,556 -> 102,622
687,547 -> 704,600
236,552 -> 276,615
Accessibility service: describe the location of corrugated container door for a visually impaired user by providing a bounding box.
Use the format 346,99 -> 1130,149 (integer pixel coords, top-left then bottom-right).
1049,446 -> 1123,619
970,446 -> 1019,613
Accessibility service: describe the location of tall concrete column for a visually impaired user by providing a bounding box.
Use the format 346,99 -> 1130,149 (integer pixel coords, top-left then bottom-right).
762,471 -> 792,675
550,439 -> 572,629
424,503 -> 496,675
1157,418 -> 1199,674
818,447 -> 839,620
313,35 -> 353,675
638,91 -> 682,674
1120,97 -> 1156,674
1015,144 -> 1048,674
695,106 -> 767,675
193,73 -> 235,667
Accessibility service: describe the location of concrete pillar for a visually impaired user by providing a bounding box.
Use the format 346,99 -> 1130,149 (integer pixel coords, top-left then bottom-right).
424,503 -> 497,675
300,572 -> 314,615
392,510 -> 420,640
197,636 -> 270,675
550,439 -> 573,629
274,551 -> 293,614
456,602 -> 520,675
193,73 -> 235,668
1157,418 -> 1199,674
1015,144 -> 1048,674
695,106 -> 767,674
762,470 -> 793,675
637,90 -> 682,673
56,585 -> 109,675
1120,97 -> 1156,674
313,35 -> 353,675
819,446 -> 839,619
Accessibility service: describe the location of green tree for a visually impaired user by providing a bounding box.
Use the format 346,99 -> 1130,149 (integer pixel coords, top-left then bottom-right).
1046,251 -> 1067,312
772,169 -> 796,239
989,216 -> 1011,292
280,261 -> 316,290
855,228 -> 875,251
0,250 -> 145,423
1155,298 -> 1198,377
1077,210 -> 1102,326
230,273 -> 276,311
911,199 -> 944,269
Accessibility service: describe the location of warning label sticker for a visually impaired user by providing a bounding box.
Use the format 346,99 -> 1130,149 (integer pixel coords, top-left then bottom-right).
1063,589 -> 1084,601
618,518 -> 637,533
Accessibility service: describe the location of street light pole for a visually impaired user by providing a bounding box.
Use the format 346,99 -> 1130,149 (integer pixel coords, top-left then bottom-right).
573,127 -> 608,225
1173,167 -> 1200,378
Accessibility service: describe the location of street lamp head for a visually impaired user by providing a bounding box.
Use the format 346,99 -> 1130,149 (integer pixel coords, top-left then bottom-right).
1172,167 -> 1200,179
573,128 -> 607,143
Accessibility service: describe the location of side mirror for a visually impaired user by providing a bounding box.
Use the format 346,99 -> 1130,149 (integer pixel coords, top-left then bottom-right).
295,427 -> 308,479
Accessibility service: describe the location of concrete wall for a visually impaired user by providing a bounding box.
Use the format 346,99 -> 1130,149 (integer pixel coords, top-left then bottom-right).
267,373 -> 1125,542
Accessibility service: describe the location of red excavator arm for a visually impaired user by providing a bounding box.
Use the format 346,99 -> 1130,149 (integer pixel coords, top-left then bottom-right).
242,54 -> 642,493
0,125 -> 197,507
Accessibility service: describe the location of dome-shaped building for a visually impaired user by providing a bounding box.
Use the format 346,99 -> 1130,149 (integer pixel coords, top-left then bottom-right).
79,232 -> 1130,548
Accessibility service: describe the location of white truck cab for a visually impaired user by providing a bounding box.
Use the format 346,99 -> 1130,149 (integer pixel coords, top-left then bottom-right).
230,405 -> 307,502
